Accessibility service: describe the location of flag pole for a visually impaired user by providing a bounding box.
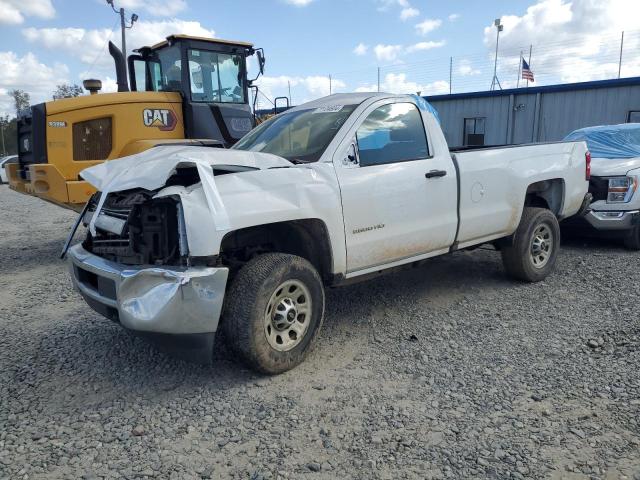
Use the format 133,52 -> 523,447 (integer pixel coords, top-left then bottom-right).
526,44 -> 532,88
517,51 -> 522,89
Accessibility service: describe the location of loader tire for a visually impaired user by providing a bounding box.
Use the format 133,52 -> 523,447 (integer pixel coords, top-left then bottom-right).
501,207 -> 560,282
222,253 -> 325,374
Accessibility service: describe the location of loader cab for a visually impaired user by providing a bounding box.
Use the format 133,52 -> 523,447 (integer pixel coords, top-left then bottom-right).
128,35 -> 265,146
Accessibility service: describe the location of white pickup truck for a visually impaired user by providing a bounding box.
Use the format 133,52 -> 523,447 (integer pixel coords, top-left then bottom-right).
564,124 -> 640,249
65,93 -> 591,373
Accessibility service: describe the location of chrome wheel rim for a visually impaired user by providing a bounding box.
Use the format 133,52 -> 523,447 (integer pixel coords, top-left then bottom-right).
530,223 -> 553,268
264,280 -> 312,351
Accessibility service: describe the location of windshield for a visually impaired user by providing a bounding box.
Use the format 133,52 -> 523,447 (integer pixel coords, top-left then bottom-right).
233,104 -> 357,163
144,46 -> 246,103
188,49 -> 245,103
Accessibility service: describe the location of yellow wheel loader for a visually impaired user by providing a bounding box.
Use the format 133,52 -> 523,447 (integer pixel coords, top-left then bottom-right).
7,34 -> 265,210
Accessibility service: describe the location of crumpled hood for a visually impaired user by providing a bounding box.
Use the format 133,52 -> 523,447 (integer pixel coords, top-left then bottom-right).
81,145 -> 293,192
80,145 -> 293,237
590,156 -> 640,177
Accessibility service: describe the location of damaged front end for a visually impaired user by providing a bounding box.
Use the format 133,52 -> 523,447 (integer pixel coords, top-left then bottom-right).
64,146 -> 298,362
66,185 -> 228,363
82,189 -> 186,266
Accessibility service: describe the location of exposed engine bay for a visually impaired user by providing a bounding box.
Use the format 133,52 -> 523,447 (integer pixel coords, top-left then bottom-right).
82,190 -> 184,266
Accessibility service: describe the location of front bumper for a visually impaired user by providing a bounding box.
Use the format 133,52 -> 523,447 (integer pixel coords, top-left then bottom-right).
584,209 -> 640,231
67,244 -> 229,335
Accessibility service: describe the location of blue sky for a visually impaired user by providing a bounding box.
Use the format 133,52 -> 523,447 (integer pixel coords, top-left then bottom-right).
0,0 -> 638,115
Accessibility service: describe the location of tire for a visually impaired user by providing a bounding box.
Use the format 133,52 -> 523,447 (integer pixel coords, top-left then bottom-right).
222,253 -> 325,374
623,225 -> 640,250
501,207 -> 561,282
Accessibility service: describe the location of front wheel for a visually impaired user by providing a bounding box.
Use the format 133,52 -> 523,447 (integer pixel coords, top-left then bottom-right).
501,207 -> 561,282
222,253 -> 325,374
623,225 -> 640,250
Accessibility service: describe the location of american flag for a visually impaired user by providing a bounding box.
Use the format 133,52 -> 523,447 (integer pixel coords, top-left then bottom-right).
522,58 -> 535,82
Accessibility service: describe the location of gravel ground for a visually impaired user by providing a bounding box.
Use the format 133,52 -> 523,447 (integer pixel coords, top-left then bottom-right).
1,185 -> 639,480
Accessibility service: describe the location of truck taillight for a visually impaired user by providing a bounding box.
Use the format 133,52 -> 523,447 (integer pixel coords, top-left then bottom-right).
585,150 -> 591,180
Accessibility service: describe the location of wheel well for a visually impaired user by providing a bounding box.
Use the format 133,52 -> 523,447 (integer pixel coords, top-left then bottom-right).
525,179 -> 564,216
219,219 -> 333,282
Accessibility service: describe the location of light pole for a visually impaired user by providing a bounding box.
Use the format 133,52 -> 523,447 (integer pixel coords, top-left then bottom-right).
106,1 -> 138,78
490,18 -> 503,91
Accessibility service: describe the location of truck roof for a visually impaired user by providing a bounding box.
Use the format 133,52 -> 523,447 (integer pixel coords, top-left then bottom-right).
286,93 -> 441,123
287,92 -> 406,112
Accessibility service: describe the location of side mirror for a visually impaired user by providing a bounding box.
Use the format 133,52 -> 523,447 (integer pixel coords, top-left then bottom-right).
342,142 -> 359,167
257,49 -> 265,75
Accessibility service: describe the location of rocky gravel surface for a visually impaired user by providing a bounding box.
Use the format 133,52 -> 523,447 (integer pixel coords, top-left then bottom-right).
1,185 -> 639,480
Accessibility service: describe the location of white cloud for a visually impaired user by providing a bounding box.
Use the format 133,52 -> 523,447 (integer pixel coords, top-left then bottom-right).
373,41 -> 445,62
0,0 -> 54,24
448,13 -> 460,21
22,20 -> 215,69
283,0 -> 313,5
406,41 -> 446,53
376,0 -> 407,11
415,18 -> 442,35
400,7 -> 419,20
353,43 -> 369,56
374,44 -> 403,62
457,59 -> 481,76
22,27 -> 115,65
127,19 -> 215,51
254,74 -> 346,108
0,51 -> 69,116
304,75 -> 346,96
100,77 -> 118,93
116,0 -> 187,17
483,0 -> 640,84
355,73 -> 449,95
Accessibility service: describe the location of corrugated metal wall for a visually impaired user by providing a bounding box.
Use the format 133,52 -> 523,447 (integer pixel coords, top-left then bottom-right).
429,82 -> 640,148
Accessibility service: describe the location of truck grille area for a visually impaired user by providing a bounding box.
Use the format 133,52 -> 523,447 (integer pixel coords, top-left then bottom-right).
83,190 -> 183,266
589,176 -> 608,202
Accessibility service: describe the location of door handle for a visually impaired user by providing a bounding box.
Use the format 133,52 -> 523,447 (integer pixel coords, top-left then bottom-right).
425,170 -> 447,179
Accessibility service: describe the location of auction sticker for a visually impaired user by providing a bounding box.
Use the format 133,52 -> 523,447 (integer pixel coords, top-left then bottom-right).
313,105 -> 343,113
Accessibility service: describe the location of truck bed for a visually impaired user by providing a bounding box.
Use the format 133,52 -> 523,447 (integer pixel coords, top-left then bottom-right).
452,141 -> 588,249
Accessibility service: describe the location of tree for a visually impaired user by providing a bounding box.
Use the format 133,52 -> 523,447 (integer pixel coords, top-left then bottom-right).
9,90 -> 30,116
52,83 -> 84,100
0,116 -> 17,156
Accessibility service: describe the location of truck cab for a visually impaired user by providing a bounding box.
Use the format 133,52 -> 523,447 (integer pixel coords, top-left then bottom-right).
7,35 -> 265,210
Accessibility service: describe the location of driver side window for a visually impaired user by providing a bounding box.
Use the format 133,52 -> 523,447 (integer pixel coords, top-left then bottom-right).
356,103 -> 429,167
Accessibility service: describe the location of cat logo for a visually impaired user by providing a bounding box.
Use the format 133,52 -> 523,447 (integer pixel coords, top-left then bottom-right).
142,108 -> 177,131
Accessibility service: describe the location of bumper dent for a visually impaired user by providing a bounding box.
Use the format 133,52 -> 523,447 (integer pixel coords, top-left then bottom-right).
68,244 -> 228,335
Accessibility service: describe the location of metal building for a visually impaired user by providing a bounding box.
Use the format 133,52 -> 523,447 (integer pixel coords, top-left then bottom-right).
426,76 -> 640,148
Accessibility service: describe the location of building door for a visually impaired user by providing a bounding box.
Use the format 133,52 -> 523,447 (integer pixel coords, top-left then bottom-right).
463,117 -> 485,146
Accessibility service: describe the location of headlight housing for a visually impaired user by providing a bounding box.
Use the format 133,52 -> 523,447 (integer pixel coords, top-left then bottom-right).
607,176 -> 637,203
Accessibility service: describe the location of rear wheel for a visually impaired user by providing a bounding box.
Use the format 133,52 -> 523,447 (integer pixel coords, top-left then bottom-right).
623,225 -> 640,250
501,207 -> 560,282
222,253 -> 325,374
